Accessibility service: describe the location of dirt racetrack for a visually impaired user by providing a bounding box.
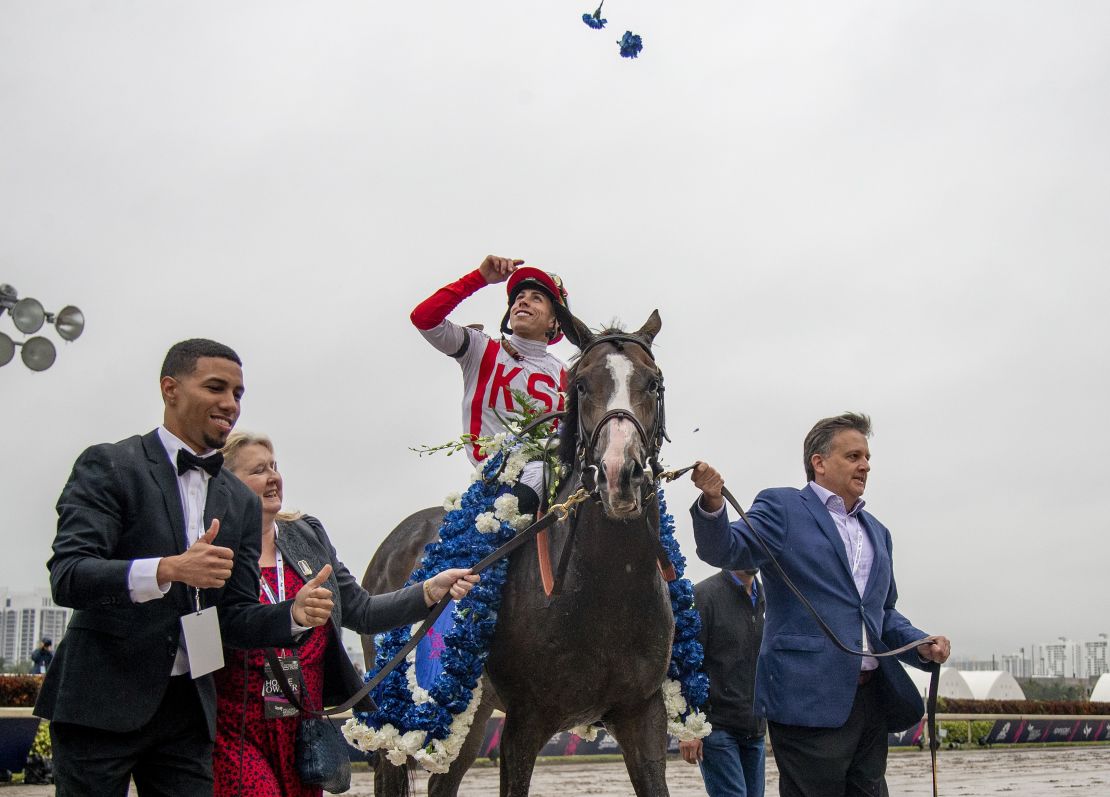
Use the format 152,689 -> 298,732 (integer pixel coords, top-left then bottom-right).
3,745 -> 1106,795
398,746 -> 1109,795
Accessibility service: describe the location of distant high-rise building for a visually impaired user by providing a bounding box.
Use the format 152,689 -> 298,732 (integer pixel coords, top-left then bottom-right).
1000,652 -> 1030,679
1,588 -> 72,667
1036,638 -> 1084,678
1084,635 -> 1109,678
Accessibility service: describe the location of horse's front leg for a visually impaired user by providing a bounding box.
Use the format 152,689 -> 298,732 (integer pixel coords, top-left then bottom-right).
428,679 -> 499,797
498,711 -> 560,797
603,692 -> 671,797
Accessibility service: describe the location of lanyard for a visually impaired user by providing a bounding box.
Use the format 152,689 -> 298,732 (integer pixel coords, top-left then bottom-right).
260,547 -> 286,605
848,520 -> 864,578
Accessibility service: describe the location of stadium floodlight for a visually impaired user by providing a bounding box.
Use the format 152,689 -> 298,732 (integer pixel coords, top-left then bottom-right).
54,305 -> 85,341
21,336 -> 57,371
0,283 -> 84,371
11,297 -> 46,334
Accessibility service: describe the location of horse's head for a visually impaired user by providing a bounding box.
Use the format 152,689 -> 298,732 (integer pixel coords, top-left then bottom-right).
556,306 -> 665,520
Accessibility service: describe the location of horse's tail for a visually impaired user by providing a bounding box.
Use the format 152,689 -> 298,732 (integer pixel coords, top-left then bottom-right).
374,757 -> 414,797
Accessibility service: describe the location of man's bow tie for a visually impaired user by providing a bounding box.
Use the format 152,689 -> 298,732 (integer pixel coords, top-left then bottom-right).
177,448 -> 223,478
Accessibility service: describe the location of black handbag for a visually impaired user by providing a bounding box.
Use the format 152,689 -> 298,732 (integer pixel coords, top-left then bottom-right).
295,716 -> 352,794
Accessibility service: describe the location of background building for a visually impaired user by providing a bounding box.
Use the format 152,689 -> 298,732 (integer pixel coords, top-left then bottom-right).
1,587 -> 72,668
1083,635 -> 1108,678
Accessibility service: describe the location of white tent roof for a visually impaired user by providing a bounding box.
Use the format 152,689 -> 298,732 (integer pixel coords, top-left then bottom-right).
901,665 -> 974,700
960,670 -> 1025,701
1091,673 -> 1110,702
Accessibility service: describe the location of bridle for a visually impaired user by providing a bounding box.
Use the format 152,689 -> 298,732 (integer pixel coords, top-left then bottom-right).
570,332 -> 670,497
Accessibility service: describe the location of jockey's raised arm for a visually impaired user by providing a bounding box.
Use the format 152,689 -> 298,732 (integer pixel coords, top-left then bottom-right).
410,255 -> 571,513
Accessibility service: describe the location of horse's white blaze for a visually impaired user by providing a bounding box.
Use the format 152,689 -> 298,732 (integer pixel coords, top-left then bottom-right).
601,353 -> 637,487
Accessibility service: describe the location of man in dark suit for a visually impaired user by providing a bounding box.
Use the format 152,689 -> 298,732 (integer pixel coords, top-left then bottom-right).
35,338 -> 336,797
690,412 -> 950,797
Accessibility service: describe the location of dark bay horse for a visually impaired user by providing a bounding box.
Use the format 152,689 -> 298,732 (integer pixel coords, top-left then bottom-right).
361,308 -> 675,797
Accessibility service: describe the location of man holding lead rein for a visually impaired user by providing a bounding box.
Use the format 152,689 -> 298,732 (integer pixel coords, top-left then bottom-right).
690,412 -> 951,797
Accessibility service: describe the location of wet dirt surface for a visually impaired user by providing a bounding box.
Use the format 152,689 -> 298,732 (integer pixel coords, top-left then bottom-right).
397,747 -> 1110,795
4,746 -> 1107,795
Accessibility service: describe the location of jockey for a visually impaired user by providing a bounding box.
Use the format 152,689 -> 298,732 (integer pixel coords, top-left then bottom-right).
411,255 -> 570,514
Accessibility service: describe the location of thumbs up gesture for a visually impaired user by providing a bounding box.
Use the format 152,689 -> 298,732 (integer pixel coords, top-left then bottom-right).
158,518 -> 235,589
292,564 -> 334,627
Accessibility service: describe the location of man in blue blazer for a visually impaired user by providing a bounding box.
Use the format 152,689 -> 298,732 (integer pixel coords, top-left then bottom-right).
36,339 -> 336,796
690,412 -> 950,797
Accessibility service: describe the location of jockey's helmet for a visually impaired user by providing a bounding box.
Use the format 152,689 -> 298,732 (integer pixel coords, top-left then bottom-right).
500,267 -> 570,345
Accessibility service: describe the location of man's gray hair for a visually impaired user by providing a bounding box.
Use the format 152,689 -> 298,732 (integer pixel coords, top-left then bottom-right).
803,412 -> 872,482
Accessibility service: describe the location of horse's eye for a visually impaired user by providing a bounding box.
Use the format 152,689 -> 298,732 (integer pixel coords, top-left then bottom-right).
576,382 -> 587,394
648,379 -> 660,393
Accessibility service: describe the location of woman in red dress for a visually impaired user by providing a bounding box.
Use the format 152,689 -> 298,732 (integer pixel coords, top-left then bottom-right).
214,432 -> 478,797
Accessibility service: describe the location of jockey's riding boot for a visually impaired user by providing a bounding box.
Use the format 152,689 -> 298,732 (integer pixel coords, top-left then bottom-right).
510,482 -> 541,517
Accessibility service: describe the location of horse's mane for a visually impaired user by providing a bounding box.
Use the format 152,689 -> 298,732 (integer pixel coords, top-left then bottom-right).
558,322 -> 632,467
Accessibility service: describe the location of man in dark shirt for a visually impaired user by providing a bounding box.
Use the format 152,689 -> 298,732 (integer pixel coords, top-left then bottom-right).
30,638 -> 54,674
680,568 -> 766,797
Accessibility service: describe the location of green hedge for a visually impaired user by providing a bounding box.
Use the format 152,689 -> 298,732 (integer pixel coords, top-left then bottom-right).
0,675 -> 42,708
938,720 -> 995,744
937,698 -> 1110,715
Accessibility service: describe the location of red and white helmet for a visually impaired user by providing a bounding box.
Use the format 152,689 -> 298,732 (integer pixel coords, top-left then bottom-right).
500,267 -> 570,345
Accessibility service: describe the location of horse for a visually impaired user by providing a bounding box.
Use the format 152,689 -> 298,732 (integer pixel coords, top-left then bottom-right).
360,307 -> 675,797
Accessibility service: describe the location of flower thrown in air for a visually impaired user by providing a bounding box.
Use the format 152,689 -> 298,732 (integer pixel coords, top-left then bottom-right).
618,30 -> 643,58
582,2 -> 607,30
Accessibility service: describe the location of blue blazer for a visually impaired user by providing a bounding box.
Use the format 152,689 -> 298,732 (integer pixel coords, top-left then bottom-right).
691,485 -> 930,732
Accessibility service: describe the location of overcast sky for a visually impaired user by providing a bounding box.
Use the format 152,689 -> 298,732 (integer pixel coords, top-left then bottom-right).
2,2 -> 1107,660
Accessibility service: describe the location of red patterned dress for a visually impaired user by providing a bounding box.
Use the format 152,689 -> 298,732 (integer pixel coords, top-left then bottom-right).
213,563 -> 330,797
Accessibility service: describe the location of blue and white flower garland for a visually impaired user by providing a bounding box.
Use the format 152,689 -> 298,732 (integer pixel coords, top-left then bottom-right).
657,489 -> 711,739
342,440 -> 532,773
343,441 -> 710,772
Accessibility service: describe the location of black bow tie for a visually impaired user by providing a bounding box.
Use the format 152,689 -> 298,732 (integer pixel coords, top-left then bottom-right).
177,448 -> 223,478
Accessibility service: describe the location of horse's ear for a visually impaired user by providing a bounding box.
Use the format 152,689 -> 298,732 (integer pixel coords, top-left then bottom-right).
554,303 -> 594,350
635,310 -> 662,346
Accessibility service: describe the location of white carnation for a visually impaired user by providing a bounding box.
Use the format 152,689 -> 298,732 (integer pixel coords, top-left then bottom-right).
385,748 -> 409,766
511,513 -> 534,530
570,724 -> 601,742
661,679 -> 688,717
442,491 -> 462,511
399,730 -> 428,755
493,493 -> 521,522
498,452 -> 529,485
474,511 -> 500,534
684,711 -> 711,739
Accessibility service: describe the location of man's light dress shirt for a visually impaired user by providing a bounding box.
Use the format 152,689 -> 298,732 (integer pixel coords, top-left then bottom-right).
807,481 -> 878,671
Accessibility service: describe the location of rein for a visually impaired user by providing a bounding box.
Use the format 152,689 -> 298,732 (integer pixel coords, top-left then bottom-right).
658,465 -> 942,797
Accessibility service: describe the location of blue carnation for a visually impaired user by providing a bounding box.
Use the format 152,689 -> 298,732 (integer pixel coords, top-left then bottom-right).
582,12 -> 606,29
617,30 -> 643,59
582,2 -> 606,29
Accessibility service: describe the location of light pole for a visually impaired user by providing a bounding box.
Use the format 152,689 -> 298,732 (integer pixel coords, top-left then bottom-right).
0,283 -> 85,371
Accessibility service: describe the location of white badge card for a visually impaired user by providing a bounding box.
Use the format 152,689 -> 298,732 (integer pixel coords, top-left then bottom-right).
181,607 -> 224,678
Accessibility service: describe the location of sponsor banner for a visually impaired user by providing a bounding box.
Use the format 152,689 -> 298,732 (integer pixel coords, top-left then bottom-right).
987,718 -> 1110,744
888,720 -> 925,747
